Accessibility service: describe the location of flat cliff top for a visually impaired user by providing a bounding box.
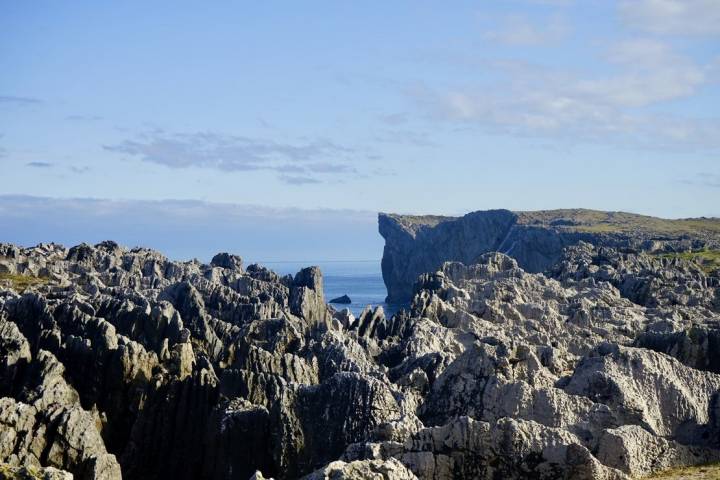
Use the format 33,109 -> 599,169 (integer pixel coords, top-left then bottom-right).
378,212 -> 456,231
381,208 -> 720,235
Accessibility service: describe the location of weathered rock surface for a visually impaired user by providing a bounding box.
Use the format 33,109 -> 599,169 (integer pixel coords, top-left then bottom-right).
380,209 -> 720,303
0,463 -> 73,480
1,236 -> 720,479
302,458 -> 418,480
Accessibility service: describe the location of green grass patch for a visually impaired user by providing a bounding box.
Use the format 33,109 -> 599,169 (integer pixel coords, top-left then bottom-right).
391,208 -> 720,236
0,464 -> 47,480
574,217 -> 720,234
655,249 -> 720,274
519,209 -> 720,235
645,462 -> 720,479
0,272 -> 49,292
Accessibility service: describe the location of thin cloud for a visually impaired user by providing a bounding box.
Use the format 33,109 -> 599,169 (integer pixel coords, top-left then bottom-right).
104,130 -> 361,184
408,39 -> 720,151
0,95 -> 42,105
682,172 -> 720,188
379,113 -> 410,126
303,162 -> 356,174
69,165 -> 91,174
26,161 -> 54,168
66,115 -> 104,122
527,0 -> 573,5
373,130 -> 437,148
278,174 -> 322,185
483,14 -> 570,46
579,39 -> 707,107
620,0 -> 720,36
412,85 -> 720,151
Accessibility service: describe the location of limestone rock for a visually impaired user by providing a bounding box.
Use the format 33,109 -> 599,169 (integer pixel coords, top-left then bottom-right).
0,464 -> 74,480
2,237 -> 720,479
302,458 -> 418,480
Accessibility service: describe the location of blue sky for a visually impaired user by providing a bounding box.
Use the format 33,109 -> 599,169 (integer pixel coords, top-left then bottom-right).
1,1 -> 719,259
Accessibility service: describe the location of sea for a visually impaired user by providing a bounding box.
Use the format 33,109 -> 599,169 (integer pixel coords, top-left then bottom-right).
256,260 -> 404,318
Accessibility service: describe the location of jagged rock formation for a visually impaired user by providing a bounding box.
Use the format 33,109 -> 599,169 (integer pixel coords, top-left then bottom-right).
1,238 -> 720,479
379,208 -> 720,303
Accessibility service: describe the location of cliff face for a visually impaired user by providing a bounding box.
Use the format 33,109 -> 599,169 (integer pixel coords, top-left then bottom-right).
379,208 -> 720,303
380,210 -> 515,303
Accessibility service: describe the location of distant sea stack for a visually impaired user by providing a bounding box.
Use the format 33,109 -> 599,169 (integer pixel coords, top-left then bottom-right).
379,208 -> 720,303
329,294 -> 352,304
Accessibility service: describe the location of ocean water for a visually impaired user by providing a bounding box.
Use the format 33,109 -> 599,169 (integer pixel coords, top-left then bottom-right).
257,260 -> 403,318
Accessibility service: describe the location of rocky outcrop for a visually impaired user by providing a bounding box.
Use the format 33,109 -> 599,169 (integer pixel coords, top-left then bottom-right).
2,238 -> 720,479
0,464 -> 73,480
348,244 -> 719,479
0,242 -> 355,479
329,295 -> 352,304
302,458 -> 418,480
379,209 -> 720,303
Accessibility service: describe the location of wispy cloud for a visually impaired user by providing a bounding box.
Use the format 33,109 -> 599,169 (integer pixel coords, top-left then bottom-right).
0,95 -> 42,105
483,14 -> 570,46
26,161 -> 54,168
583,38 -> 707,107
25,162 -> 93,174
379,113 -> 409,126
619,0 -> 720,36
525,0 -> 573,5
528,0 -> 575,7
373,130 -> 437,148
66,114 -> 104,122
278,174 -> 322,185
412,85 -> 720,151
683,172 -> 720,188
69,165 -> 91,174
408,39 -> 720,151
104,131 -> 361,184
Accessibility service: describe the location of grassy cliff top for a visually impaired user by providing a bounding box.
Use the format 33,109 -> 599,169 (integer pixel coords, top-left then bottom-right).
383,209 -> 720,235
517,209 -> 720,234
379,212 -> 458,229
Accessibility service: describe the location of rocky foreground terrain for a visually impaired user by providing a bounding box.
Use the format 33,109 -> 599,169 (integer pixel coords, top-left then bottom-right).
1,233 -> 720,479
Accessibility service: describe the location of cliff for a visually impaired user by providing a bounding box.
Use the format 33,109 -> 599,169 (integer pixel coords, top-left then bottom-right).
379,208 -> 720,303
